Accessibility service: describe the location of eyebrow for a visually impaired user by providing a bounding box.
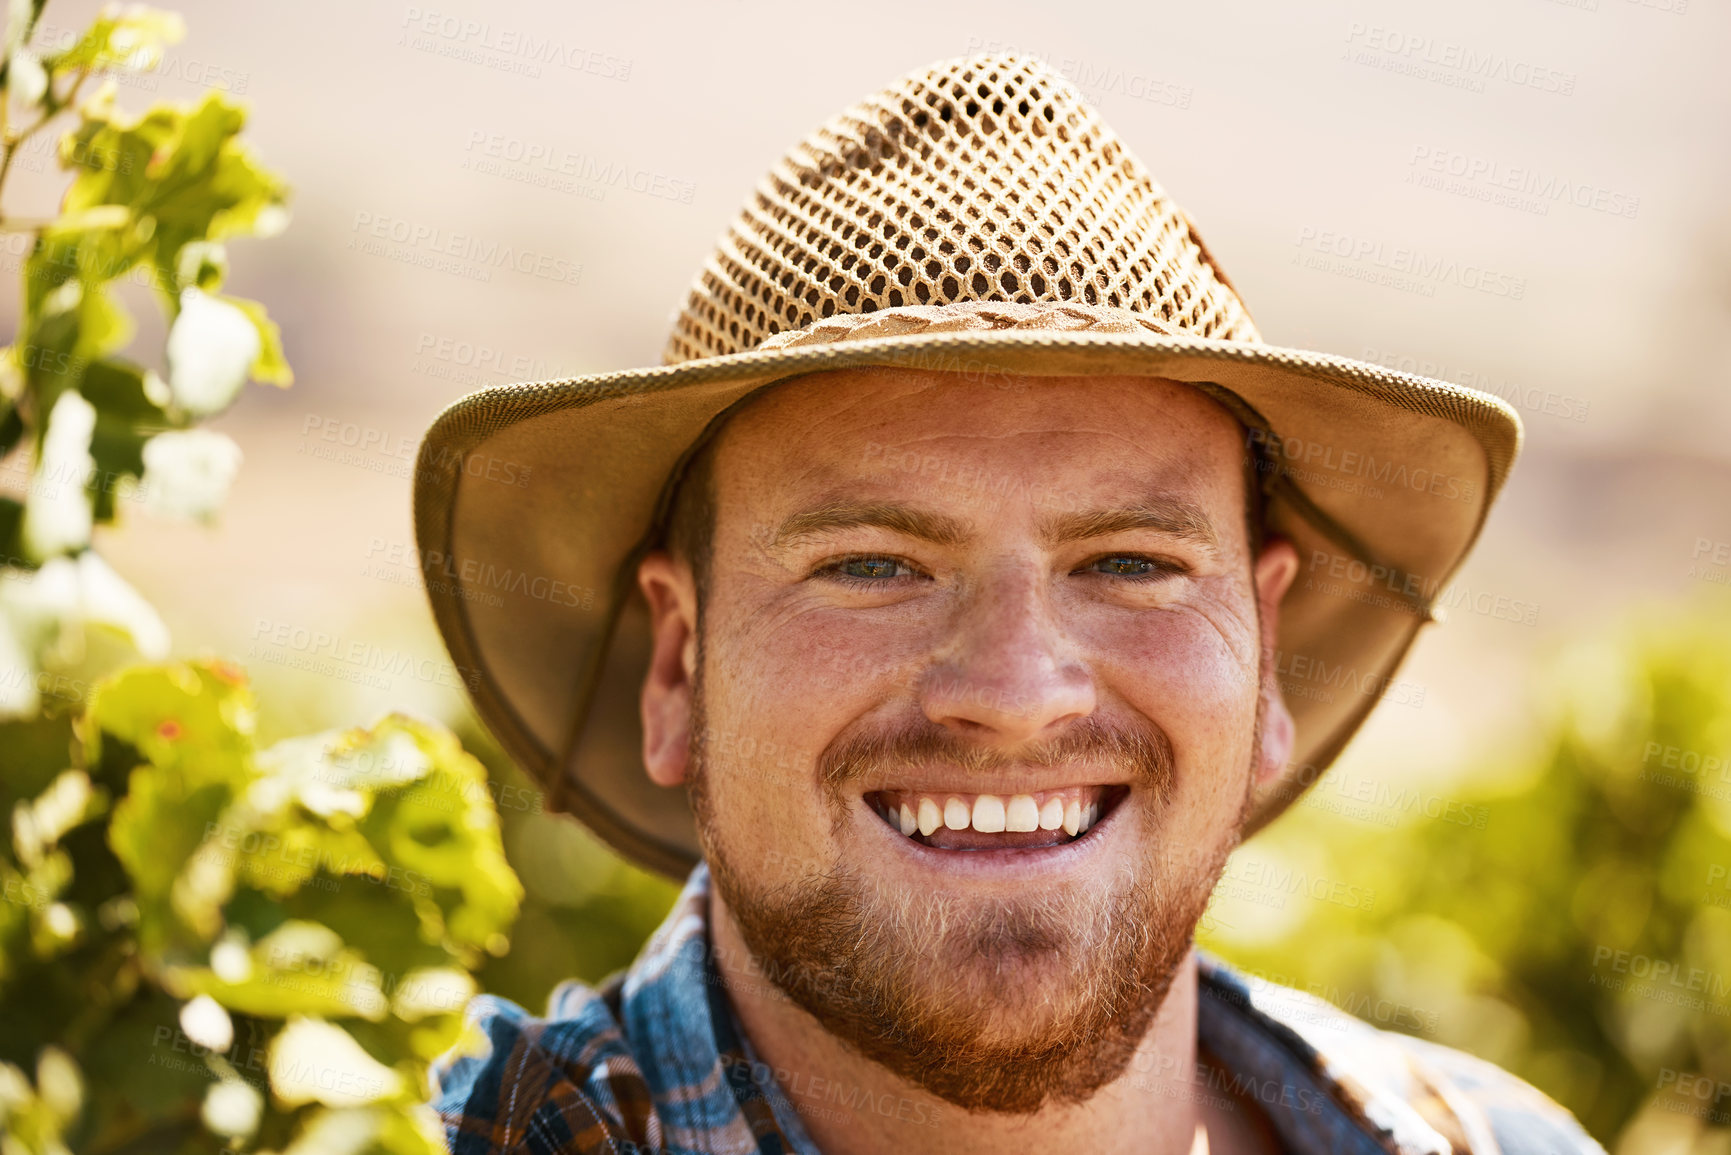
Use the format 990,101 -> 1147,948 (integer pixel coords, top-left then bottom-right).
770,501 -> 970,549
1038,500 -> 1218,550
768,497 -> 1218,551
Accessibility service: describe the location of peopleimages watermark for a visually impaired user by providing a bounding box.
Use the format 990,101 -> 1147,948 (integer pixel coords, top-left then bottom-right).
1293,227 -> 1526,300
1298,769 -> 1489,831
1658,1069 -> 1731,1126
298,413 -> 534,488
11,129 -> 135,176
1233,968 -> 1442,1036
1703,864 -> 1731,912
32,21 -> 251,93
1543,0 -> 1690,12
1688,537 -> 1731,588
0,653 -> 96,712
1271,647 -> 1425,709
347,211 -> 583,287
150,1025 -> 388,1101
397,7 -> 632,81
1300,548 -> 1541,629
1405,146 -> 1639,220
410,331 -> 567,389
1639,741 -> 1731,804
2,876 -> 52,911
253,941 -> 477,1018
1342,23 -> 1577,96
859,440 -> 1118,516
202,821 -> 433,897
364,536 -> 598,611
359,536 -> 501,609
1589,946 -> 1731,1013
303,743 -> 544,816
959,37 -> 1194,109
1,427 -> 153,509
1360,347 -> 1591,425
0,229 -> 154,288
1129,1051 -> 1330,1118
720,1052 -> 944,1130
462,131 -> 696,204
1215,855 -> 1377,912
247,618 -> 480,693
1247,427 -> 1478,503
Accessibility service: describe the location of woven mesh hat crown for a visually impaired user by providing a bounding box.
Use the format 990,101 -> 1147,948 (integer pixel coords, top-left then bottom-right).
664,55 -> 1260,364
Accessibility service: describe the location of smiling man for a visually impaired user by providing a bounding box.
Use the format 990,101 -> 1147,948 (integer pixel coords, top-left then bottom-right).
419,55 -> 1604,1155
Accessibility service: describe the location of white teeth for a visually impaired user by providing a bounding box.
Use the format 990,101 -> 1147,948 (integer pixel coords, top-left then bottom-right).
887,792 -> 1109,840
972,795 -> 1007,833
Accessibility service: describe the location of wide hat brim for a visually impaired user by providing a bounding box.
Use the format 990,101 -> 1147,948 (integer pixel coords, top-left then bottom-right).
414,319 -> 1521,879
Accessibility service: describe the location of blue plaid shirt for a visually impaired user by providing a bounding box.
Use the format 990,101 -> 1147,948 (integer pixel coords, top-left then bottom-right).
432,864 -> 1604,1154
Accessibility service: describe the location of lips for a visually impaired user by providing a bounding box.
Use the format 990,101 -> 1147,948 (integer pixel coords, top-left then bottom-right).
865,785 -> 1128,850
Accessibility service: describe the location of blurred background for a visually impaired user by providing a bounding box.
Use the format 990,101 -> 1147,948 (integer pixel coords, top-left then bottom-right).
5,0 -> 1729,1151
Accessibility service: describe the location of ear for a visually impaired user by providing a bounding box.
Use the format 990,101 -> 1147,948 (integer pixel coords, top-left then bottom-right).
637,549 -> 700,787
1251,537 -> 1300,789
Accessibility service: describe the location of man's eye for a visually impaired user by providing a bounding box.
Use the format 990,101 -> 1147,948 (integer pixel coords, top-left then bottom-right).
826,556 -> 915,581
1085,555 -> 1176,579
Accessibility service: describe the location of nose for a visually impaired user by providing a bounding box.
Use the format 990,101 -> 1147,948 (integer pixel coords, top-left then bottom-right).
919,564 -> 1096,745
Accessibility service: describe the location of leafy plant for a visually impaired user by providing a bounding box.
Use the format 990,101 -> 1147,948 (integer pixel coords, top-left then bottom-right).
1201,603 -> 1731,1152
0,5 -> 524,1153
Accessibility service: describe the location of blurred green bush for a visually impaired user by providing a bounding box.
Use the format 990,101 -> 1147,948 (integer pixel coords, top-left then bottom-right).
445,718 -> 679,1013
1200,602 -> 1731,1153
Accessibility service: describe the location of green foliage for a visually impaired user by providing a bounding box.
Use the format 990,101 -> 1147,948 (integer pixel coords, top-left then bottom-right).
1200,603 -> 1731,1151
2,661 -> 524,1153
450,721 -> 680,1013
0,0 -> 291,717
0,6 -> 526,1153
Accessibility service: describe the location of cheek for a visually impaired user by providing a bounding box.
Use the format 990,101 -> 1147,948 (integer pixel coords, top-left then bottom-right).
698,597 -> 907,866
1085,606 -> 1260,802
723,588 -> 933,714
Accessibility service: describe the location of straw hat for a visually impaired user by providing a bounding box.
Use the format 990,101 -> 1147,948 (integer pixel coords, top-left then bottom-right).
414,54 -> 1521,879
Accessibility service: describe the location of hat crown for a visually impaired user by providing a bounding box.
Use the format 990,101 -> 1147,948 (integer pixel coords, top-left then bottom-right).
664,54 -> 1260,365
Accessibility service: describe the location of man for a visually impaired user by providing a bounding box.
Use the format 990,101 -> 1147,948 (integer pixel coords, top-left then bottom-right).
418,55 -> 1603,1154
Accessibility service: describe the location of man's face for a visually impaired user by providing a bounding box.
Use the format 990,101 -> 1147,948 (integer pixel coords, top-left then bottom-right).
638,368 -> 1298,1113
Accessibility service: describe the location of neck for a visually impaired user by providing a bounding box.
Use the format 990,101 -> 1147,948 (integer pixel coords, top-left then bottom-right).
708,887 -> 1212,1155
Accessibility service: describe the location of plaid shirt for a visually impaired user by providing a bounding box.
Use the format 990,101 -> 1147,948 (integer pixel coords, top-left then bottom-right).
432,864 -> 1604,1154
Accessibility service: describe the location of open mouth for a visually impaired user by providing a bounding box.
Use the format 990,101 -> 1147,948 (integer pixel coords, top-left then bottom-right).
864,786 -> 1130,851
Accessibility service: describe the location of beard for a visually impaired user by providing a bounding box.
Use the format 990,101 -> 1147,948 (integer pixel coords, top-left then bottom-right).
691,687 -> 1260,1115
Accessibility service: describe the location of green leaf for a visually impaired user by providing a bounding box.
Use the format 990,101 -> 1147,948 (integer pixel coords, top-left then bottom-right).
42,7 -> 185,76
226,296 -> 291,387
0,497 -> 25,567
82,661 -> 255,778
339,717 -> 523,962
79,356 -> 170,422
110,761 -> 237,953
79,358 -> 174,522
0,401 -> 22,459
172,920 -> 390,1022
92,662 -> 257,954
58,90 -> 288,306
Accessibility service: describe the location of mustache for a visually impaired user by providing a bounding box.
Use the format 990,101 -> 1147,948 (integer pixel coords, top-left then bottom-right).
816,713 -> 1175,798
